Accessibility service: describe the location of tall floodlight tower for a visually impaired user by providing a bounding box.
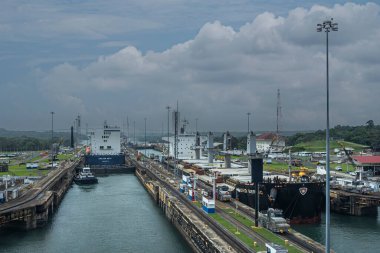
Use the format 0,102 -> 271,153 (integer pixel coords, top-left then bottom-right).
317,18 -> 338,253
247,112 -> 251,134
133,120 -> 136,146
86,123 -> 88,146
276,89 -> 282,136
127,116 -> 130,145
144,118 -> 147,156
172,107 -> 180,175
166,106 -> 171,171
50,112 -> 54,169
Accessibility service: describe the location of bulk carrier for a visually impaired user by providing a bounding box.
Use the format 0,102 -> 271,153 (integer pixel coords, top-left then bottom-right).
234,179 -> 325,224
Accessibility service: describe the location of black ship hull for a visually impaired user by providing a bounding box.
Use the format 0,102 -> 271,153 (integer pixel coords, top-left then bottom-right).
234,181 -> 325,224
84,154 -> 125,166
74,177 -> 98,185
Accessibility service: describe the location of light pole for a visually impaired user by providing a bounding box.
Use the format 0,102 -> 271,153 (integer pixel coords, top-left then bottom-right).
50,112 -> 54,169
247,112 -> 251,133
144,118 -> 147,156
317,18 -> 338,253
166,106 -> 171,171
195,118 -> 198,133
133,120 -> 136,146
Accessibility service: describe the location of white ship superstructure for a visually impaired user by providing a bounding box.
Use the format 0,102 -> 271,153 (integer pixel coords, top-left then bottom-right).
85,121 -> 124,166
89,122 -> 121,155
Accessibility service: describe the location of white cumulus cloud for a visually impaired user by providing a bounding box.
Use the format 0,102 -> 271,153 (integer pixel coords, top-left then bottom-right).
38,2 -> 380,131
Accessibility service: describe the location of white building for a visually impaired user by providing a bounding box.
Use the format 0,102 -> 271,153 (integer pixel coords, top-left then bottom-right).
88,122 -> 121,155
256,133 -> 286,153
165,134 -> 208,159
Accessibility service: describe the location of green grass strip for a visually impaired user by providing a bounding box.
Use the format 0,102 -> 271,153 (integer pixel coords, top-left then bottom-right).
57,153 -> 74,161
209,213 -> 266,252
220,208 -> 303,253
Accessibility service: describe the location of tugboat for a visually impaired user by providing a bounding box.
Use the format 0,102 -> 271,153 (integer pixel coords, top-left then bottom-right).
74,167 -> 98,185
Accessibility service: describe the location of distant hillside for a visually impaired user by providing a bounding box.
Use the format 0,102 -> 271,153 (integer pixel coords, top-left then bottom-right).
292,140 -> 368,152
287,121 -> 380,149
0,128 -> 72,151
0,128 -> 69,139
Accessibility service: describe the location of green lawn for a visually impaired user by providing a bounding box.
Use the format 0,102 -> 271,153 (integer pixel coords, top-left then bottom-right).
264,158 -> 356,174
0,152 -> 75,177
0,164 -> 49,176
294,140 -> 368,152
264,160 -> 290,172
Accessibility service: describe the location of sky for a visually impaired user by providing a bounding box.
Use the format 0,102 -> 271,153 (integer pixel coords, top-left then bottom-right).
0,0 -> 379,133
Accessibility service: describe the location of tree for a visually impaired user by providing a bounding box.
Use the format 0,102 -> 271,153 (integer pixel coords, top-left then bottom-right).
366,120 -> 374,128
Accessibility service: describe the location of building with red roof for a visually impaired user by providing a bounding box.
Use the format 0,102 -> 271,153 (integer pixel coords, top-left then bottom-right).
352,156 -> 380,176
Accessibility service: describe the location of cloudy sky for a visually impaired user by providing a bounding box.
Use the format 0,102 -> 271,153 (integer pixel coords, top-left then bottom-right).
0,0 -> 379,133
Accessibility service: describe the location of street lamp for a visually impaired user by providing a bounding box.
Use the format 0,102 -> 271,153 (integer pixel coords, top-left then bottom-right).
50,112 -> 54,169
317,18 -> 338,253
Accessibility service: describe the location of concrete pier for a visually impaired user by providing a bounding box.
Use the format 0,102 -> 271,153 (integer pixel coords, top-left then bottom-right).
330,189 -> 380,216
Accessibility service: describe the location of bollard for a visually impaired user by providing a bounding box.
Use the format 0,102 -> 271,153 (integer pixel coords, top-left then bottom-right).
254,241 -> 257,247
284,240 -> 288,246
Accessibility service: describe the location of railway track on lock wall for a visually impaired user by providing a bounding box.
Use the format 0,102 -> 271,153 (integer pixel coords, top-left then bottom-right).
139,160 -> 254,253
138,156 -> 326,253
0,160 -> 79,214
224,201 -> 324,253
188,170 -> 323,253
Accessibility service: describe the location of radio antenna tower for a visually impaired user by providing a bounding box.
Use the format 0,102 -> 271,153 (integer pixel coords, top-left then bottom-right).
276,89 -> 282,135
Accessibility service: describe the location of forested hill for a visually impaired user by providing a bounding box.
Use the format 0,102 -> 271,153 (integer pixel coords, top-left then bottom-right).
0,128 -> 68,139
0,129 -> 71,151
286,121 -> 380,149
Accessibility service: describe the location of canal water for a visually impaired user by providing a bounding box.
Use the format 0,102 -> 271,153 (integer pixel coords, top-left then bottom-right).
0,174 -> 192,253
293,209 -> 380,253
2,169 -> 379,253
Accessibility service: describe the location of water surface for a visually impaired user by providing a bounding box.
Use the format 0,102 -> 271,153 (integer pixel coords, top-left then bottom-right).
293,209 -> 380,253
0,174 -> 192,253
